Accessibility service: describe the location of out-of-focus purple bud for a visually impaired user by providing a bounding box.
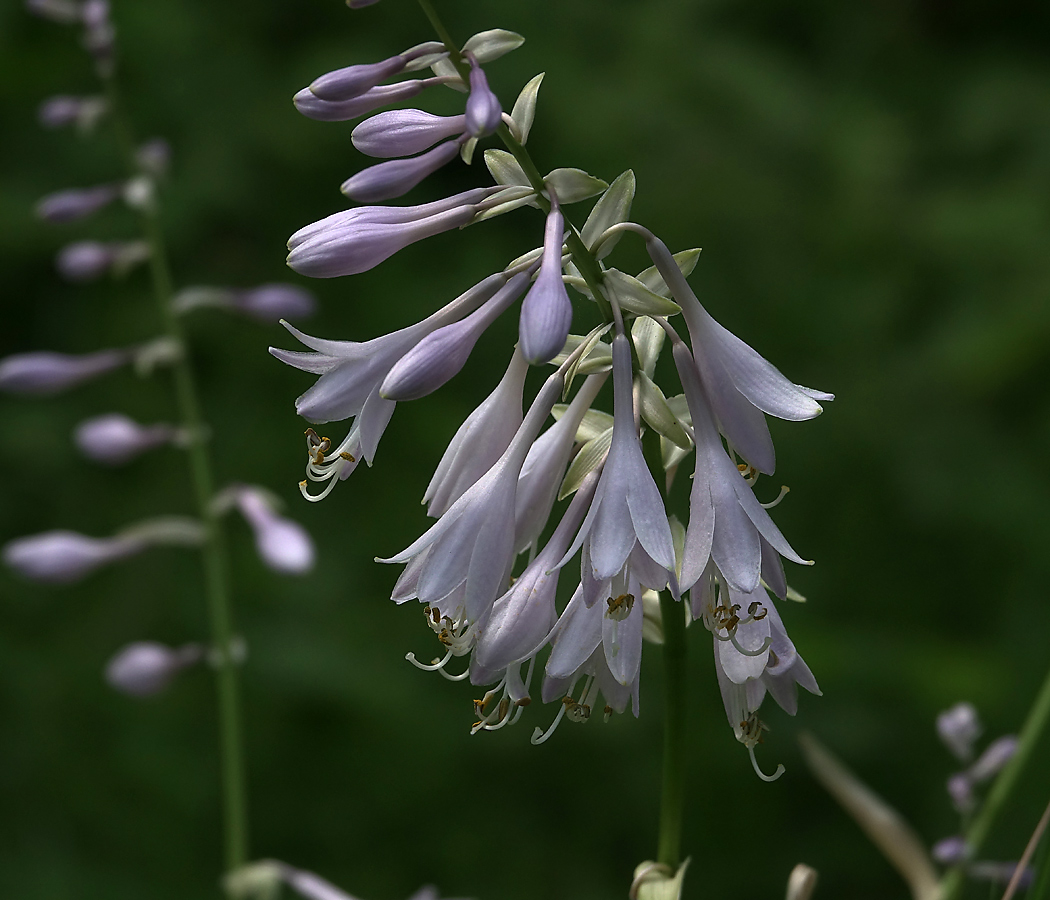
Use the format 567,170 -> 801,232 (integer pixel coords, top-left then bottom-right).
352,109 -> 467,158
136,138 -> 171,176
347,0 -> 381,8
38,94 -> 107,130
55,239 -> 149,282
74,413 -> 178,464
968,735 -> 1017,783
288,205 -> 475,278
340,139 -> 461,203
229,487 -> 315,574
26,0 -> 81,24
35,184 -> 119,224
0,348 -> 129,395
294,80 -> 427,122
105,641 -> 203,697
519,202 -> 572,364
309,54 -> 409,102
932,836 -> 969,864
937,702 -> 982,761
2,531 -> 144,584
947,772 -> 974,815
381,271 -> 530,401
230,284 -> 316,322
465,60 -> 502,138
967,861 -> 1033,887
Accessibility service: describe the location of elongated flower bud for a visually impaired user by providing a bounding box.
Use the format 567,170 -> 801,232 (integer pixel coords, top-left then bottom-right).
230,284 -> 316,322
26,0 -> 81,24
227,486 -> 315,574
35,184 -> 119,223
380,271 -> 530,401
287,205 -> 475,278
294,80 -> 426,122
3,531 -> 145,584
465,60 -> 502,138
105,641 -> 203,697
519,201 -> 572,364
75,413 -> 178,464
56,239 -> 148,282
352,109 -> 467,158
308,54 -> 409,102
0,348 -> 129,395
340,140 -> 461,203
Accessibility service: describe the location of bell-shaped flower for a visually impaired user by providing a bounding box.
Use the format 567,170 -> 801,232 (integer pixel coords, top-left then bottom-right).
74,413 -> 180,465
424,348 -> 528,518
0,348 -> 130,395
340,139 -> 461,204
352,109 -> 467,158
671,339 -> 809,593
287,200 -> 477,279
558,335 -> 677,594
378,368 -> 564,628
105,641 -> 203,697
2,516 -> 203,585
641,230 -> 832,474
380,271 -> 530,402
221,485 -> 315,574
473,472 -> 599,675
294,80 -> 429,122
307,45 -> 442,102
513,372 -> 606,553
518,199 -> 572,365
56,239 -> 148,282
36,184 -> 119,223
273,272 -> 507,423
464,58 -> 502,137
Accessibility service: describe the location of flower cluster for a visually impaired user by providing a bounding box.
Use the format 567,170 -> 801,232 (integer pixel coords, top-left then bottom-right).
5,0 -> 317,697
275,19 -> 829,774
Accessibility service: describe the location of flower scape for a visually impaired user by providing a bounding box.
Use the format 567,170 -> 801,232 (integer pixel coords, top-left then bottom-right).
274,23 -> 831,779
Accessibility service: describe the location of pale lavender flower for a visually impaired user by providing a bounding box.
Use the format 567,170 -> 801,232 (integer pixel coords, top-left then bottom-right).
558,335 -> 676,594
518,198 -> 572,365
671,337 -> 809,593
423,348 -> 527,518
340,139 -> 461,203
56,239 -> 148,282
38,94 -> 106,130
308,54 -> 413,102
379,368 -> 564,628
74,413 -> 179,464
514,373 -> 606,554
228,486 -> 315,574
473,473 -> 599,675
0,348 -> 129,395
464,58 -> 502,138
230,284 -> 316,322
36,184 -> 120,223
937,702 -> 981,761
641,230 -> 832,474
105,641 -> 203,697
352,109 -> 467,158
294,80 -> 429,122
380,271 -> 531,401
3,530 -> 145,584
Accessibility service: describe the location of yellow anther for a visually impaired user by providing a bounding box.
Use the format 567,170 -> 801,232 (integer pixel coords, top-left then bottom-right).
339,452 -> 355,461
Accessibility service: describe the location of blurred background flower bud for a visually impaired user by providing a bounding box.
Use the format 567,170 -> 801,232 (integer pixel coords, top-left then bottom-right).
35,184 -> 119,223
104,641 -> 203,697
74,413 -> 180,464
2,530 -> 144,584
936,702 -> 981,761
0,348 -> 129,395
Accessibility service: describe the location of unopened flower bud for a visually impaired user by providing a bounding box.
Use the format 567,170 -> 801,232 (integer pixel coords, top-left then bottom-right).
224,486 -> 315,574
519,201 -> 572,364
0,348 -> 129,395
932,836 -> 969,864
352,109 -> 466,158
340,139 -> 461,203
38,94 -> 106,130
55,240 -> 149,282
381,271 -> 530,401
347,0 -> 381,8
35,184 -> 119,223
968,735 -> 1017,782
74,413 -> 178,464
309,54 -> 410,102
937,702 -> 982,761
947,772 -> 974,814
294,80 -> 427,122
231,284 -> 316,322
465,60 -> 502,137
105,641 -> 203,697
135,138 -> 171,176
2,530 -> 144,584
25,0 -> 81,24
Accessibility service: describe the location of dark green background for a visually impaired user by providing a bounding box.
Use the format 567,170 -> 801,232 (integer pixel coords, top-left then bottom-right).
2,1 -> 1049,898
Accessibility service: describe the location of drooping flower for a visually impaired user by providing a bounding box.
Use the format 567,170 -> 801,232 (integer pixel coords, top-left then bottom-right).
105,641 -> 203,697
518,196 -> 572,365
464,57 -> 502,138
221,485 -> 315,575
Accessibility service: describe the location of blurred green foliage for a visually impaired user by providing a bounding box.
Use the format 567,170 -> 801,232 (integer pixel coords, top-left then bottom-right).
2,1 -> 1049,898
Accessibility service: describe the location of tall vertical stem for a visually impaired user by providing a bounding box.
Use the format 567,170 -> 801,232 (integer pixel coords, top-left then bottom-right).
103,78 -> 249,876
657,592 -> 688,868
